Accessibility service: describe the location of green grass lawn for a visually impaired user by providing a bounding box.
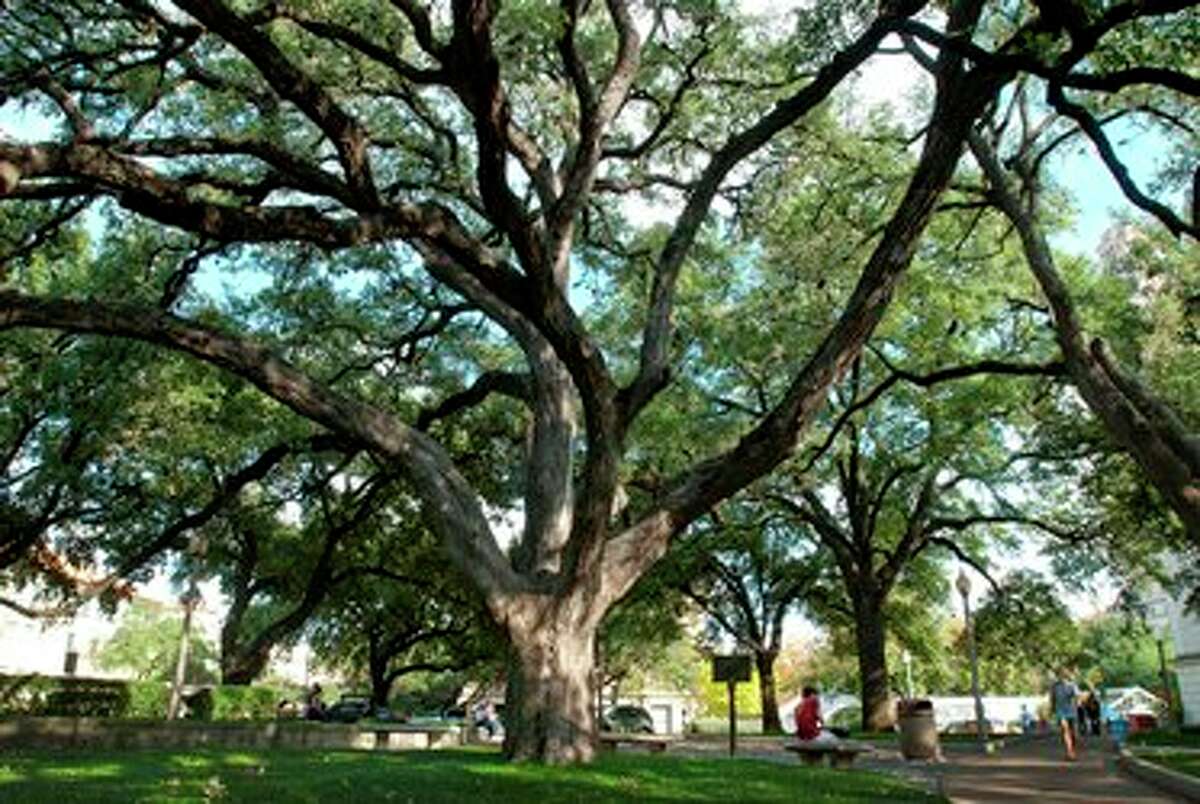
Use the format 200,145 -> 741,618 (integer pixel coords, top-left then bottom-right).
1124,731 -> 1200,779
1128,730 -> 1200,749
1136,751 -> 1200,778
0,747 -> 944,803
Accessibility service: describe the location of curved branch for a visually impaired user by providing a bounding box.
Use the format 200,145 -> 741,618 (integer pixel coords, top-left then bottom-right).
800,357 -> 1064,474
416,371 -> 531,430
0,290 -> 523,606
600,0 -> 1002,610
173,0 -> 379,204
968,130 -> 1200,537
924,536 -> 1000,593
1045,82 -> 1198,240
619,2 -> 932,426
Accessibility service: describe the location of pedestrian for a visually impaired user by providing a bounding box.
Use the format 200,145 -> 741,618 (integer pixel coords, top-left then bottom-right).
474,701 -> 498,738
304,683 -> 325,721
1050,670 -> 1079,761
1085,690 -> 1101,736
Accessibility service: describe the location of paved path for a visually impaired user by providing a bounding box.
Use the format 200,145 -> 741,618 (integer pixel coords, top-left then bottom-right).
673,734 -> 1185,802
934,736 -> 1184,803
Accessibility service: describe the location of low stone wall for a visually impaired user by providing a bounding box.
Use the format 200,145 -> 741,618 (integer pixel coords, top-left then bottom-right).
0,717 -> 464,752
1119,747 -> 1200,802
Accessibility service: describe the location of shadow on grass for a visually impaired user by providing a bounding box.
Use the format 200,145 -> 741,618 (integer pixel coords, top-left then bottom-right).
0,746 -> 944,803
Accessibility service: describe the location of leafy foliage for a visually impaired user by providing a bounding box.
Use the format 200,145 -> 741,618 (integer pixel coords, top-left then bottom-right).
94,599 -> 218,684
971,571 -> 1082,694
1,0 -> 1195,762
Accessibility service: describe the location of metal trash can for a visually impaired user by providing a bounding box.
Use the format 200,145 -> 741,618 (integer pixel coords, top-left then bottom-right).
898,699 -> 939,760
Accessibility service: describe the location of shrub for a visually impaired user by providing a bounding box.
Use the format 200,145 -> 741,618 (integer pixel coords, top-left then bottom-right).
127,681 -> 170,719
0,674 -> 56,715
209,685 -> 282,721
0,674 -> 132,717
0,674 -> 291,722
43,678 -> 131,716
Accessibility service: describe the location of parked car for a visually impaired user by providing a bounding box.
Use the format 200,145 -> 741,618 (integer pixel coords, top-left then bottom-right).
325,695 -> 372,724
602,705 -> 654,734
441,705 -> 467,722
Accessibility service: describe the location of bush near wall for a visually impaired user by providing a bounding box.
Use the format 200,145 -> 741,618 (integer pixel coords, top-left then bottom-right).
209,685 -> 281,721
0,674 -> 286,721
0,674 -> 135,717
127,681 -> 171,718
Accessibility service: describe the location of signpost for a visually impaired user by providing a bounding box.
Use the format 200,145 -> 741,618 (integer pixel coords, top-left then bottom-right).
712,655 -> 752,756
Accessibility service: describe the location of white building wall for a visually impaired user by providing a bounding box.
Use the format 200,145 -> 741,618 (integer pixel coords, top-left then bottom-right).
0,593 -> 223,680
1157,561 -> 1200,725
1177,659 -> 1200,726
0,600 -> 119,677
1166,595 -> 1200,659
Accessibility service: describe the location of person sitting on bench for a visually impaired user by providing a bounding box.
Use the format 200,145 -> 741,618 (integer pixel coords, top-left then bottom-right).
794,686 -> 837,742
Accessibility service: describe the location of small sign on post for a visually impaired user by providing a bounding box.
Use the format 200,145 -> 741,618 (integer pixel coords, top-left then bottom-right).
712,655 -> 752,756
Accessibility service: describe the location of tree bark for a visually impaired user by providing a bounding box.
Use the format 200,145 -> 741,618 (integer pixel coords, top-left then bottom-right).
968,132 -> 1200,539
221,644 -> 271,686
755,650 -> 783,733
369,653 -> 393,710
854,593 -> 893,732
501,599 -> 599,763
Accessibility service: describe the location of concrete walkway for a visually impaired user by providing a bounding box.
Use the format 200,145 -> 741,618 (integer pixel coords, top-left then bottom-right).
673,734 -> 1186,802
934,736 -> 1185,803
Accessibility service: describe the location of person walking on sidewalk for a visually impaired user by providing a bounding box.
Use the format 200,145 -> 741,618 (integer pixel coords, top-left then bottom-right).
1050,669 -> 1080,761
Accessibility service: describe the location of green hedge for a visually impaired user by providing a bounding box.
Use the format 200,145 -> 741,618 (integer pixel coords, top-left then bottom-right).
127,681 -> 171,718
0,674 -> 286,721
0,674 -> 137,717
209,685 -> 281,721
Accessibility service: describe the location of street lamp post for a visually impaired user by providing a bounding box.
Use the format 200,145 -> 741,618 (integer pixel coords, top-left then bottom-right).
957,569 -> 987,752
902,649 -> 914,700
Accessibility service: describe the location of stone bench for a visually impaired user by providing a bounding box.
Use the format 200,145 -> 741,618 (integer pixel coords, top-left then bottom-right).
784,740 -> 874,769
598,733 -> 672,753
371,724 -> 462,750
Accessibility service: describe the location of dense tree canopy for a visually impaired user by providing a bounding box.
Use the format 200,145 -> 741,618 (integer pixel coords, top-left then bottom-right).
1,0 -> 1196,762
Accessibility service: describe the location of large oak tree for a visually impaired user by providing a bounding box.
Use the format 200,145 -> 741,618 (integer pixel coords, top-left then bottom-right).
0,0 -> 1194,761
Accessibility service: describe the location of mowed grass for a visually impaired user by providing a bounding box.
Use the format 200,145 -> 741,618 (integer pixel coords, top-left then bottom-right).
0,746 -> 945,803
1136,751 -> 1200,778
1128,730 -> 1200,749
1125,732 -> 1200,779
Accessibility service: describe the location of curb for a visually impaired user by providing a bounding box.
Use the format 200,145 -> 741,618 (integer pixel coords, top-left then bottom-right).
1119,747 -> 1200,802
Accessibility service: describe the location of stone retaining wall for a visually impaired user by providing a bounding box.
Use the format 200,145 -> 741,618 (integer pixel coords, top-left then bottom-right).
1119,748 -> 1200,802
0,717 -> 463,752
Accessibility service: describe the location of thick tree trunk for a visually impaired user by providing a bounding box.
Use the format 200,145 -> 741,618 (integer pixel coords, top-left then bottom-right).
755,650 -> 783,733
221,645 -> 270,685
369,655 -> 392,710
854,597 -> 893,732
967,133 -> 1200,539
502,605 -> 598,763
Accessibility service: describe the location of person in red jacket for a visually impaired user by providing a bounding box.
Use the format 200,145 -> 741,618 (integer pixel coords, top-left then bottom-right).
794,686 -> 823,740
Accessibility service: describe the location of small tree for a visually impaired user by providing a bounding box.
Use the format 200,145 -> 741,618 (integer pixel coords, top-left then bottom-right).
971,571 -> 1082,694
95,598 -> 218,684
